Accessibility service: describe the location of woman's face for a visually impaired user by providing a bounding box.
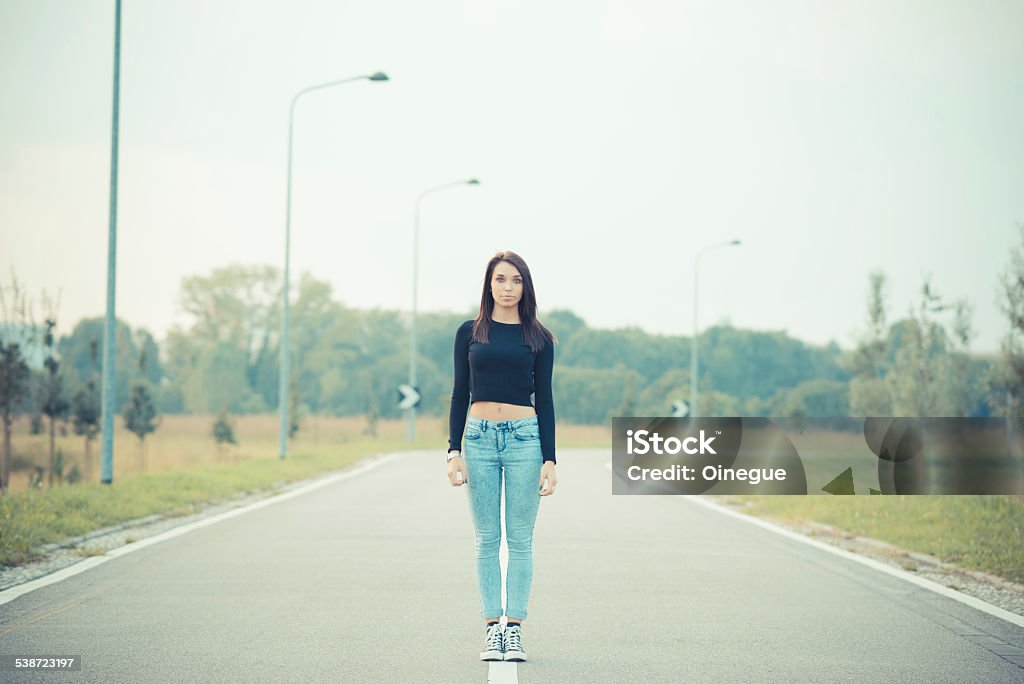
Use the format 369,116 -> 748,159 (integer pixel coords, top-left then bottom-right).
490,261 -> 523,313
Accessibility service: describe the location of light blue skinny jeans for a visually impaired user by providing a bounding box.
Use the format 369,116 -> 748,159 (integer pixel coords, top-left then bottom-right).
463,414 -> 543,621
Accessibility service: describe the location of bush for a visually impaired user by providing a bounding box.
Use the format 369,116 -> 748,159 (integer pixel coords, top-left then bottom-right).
213,412 -> 237,446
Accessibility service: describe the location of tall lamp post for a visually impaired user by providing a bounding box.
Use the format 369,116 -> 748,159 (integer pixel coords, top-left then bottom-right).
690,239 -> 741,417
100,0 -> 123,484
408,178 -> 480,442
279,71 -> 389,459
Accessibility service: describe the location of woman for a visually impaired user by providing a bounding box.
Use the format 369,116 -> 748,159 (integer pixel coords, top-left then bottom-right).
447,250 -> 558,663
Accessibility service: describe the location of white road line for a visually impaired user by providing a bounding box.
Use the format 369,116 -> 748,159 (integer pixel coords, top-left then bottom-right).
486,505 -> 519,681
0,451 -> 408,608
488,661 -> 519,683
604,461 -> 1024,629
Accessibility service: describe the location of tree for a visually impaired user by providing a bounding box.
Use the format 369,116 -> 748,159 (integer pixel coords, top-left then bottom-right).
38,315 -> 70,487
886,278 -> 973,416
179,264 -> 280,353
607,374 -> 637,420
555,364 -> 641,424
0,274 -> 36,495
288,378 -> 300,438
696,325 -> 848,400
212,413 -> 237,444
848,272 -> 893,415
72,378 -> 101,483
948,300 -> 976,415
846,272 -> 974,417
0,342 -> 30,496
362,370 -> 379,437
69,324 -> 102,483
768,379 -> 850,418
165,265 -> 288,415
988,224 -> 1024,417
123,383 -> 159,471
212,411 -> 237,460
542,309 -> 587,349
634,368 -> 690,416
58,317 -> 161,410
181,342 -> 264,414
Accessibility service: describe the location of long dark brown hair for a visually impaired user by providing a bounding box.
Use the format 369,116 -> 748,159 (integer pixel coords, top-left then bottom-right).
472,250 -> 557,353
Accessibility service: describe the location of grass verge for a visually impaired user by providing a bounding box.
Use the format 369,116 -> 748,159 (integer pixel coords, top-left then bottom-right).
723,495 -> 1024,585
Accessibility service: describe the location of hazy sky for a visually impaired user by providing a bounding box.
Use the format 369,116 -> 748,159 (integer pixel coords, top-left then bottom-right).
2,0 -> 1022,353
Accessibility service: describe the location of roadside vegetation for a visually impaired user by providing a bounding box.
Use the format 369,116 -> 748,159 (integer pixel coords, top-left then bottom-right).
726,494 -> 1024,585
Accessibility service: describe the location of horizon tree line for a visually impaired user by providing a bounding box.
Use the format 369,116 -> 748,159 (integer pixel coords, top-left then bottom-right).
2,226 -> 1022,492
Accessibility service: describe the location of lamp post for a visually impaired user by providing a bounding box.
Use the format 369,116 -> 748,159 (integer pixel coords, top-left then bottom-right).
690,239 -> 741,417
407,178 -> 480,442
100,0 -> 123,484
279,71 -> 388,460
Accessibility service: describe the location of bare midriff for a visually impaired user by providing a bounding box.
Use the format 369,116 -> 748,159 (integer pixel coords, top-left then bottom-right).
469,401 -> 536,421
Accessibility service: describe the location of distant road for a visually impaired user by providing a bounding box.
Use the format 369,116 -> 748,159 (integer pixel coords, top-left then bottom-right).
1,449 -> 1022,683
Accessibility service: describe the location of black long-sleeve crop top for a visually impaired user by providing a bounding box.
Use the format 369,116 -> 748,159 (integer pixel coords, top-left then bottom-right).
448,319 -> 556,463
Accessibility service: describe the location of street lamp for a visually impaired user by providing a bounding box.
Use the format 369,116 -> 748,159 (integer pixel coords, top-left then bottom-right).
408,178 -> 480,442
279,71 -> 389,460
99,0 -> 123,485
690,239 -> 741,417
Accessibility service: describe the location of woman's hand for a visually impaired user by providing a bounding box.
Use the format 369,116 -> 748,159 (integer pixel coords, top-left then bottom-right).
448,453 -> 468,487
539,462 -> 557,496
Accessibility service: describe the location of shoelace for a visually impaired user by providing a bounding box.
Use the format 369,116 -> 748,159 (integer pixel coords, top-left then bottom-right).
486,626 -> 504,652
504,626 -> 523,652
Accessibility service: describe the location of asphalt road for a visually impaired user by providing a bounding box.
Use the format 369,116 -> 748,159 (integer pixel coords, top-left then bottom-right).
1,448 -> 1022,683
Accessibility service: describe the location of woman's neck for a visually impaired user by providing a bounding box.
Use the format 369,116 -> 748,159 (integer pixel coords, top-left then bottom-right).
491,311 -> 521,324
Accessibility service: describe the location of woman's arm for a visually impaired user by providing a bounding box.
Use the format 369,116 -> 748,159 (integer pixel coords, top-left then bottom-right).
448,321 -> 471,454
534,337 -> 556,464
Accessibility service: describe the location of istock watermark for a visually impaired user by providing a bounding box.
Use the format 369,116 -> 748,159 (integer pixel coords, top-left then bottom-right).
611,417 -> 1024,496
625,429 -> 718,455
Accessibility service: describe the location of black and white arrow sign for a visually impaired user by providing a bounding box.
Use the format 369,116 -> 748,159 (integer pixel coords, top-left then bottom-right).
671,399 -> 689,418
398,384 -> 421,410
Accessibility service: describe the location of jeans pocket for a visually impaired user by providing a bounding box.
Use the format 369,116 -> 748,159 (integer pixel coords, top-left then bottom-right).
513,428 -> 539,442
465,427 -> 483,440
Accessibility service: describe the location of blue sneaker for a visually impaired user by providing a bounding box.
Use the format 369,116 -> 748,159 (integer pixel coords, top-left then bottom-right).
480,623 -> 504,661
503,623 -> 526,662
